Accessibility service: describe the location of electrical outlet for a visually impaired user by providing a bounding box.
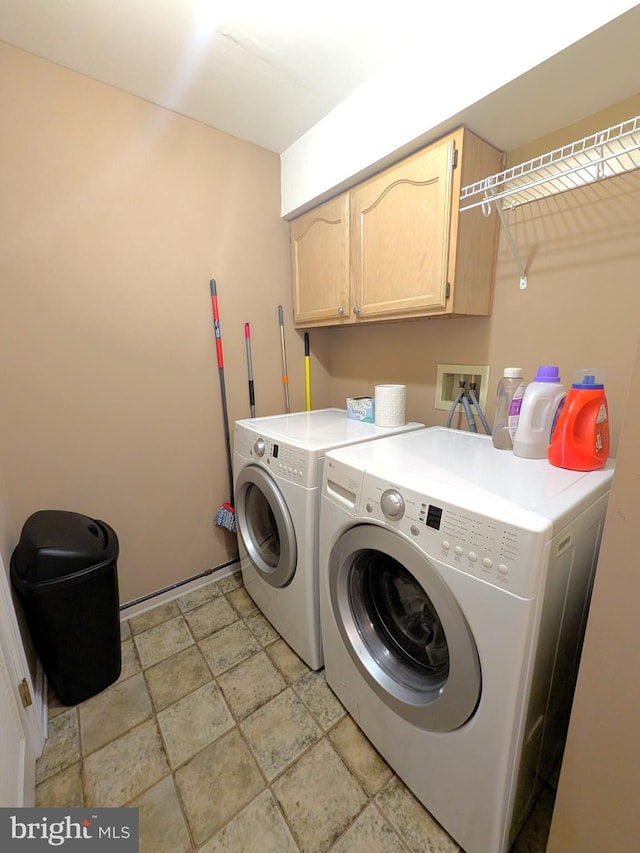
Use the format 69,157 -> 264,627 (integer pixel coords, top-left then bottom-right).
435,364 -> 490,413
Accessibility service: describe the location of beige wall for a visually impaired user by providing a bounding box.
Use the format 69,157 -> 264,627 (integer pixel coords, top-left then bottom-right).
547,337 -> 640,851
0,42 -> 315,604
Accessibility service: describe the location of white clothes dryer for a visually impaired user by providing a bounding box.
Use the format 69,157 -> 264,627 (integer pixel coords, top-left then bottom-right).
233,408 -> 423,669
319,427 -> 614,853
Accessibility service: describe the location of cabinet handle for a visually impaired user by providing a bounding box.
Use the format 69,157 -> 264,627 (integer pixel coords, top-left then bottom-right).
337,306 -> 345,315
353,306 -> 361,316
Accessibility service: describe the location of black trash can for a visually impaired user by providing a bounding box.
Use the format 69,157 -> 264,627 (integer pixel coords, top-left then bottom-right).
11,510 -> 121,706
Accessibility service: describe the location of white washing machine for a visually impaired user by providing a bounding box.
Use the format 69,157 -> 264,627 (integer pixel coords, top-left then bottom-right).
319,427 -> 614,853
233,408 -> 424,670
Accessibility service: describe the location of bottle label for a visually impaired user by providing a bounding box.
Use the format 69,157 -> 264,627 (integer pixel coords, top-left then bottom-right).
595,405 -> 610,457
508,383 -> 525,441
549,396 -> 566,442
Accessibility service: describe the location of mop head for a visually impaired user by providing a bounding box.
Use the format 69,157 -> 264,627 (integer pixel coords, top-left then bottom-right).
215,503 -> 236,532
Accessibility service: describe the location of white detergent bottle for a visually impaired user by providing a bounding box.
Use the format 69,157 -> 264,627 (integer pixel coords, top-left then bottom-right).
513,365 -> 566,459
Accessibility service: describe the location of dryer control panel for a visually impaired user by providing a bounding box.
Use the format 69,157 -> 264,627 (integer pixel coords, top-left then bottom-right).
360,473 -> 546,599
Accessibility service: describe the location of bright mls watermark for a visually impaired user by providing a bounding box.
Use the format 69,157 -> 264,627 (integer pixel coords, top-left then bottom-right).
0,809 -> 138,851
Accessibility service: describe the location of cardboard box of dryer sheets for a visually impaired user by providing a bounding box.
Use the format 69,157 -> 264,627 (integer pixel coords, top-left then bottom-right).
346,397 -> 375,423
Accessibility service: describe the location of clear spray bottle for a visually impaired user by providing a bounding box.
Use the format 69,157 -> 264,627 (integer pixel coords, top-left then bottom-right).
492,368 -> 525,450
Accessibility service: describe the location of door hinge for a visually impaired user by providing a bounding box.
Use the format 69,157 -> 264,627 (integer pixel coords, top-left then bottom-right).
18,678 -> 33,709
452,149 -> 458,170
445,282 -> 451,299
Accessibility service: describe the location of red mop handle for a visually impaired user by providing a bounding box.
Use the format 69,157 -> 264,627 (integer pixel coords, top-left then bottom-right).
210,279 -> 224,369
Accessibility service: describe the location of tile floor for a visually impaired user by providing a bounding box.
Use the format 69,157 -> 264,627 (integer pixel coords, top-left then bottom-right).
35,571 -> 555,852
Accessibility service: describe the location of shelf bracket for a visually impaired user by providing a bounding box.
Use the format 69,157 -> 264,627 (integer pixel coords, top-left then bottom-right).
483,188 -> 528,289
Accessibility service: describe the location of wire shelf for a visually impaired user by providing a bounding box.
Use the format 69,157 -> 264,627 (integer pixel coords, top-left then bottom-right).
460,114 -> 640,212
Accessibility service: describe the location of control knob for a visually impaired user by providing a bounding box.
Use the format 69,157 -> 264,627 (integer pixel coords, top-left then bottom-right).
380,489 -> 405,520
253,438 -> 266,457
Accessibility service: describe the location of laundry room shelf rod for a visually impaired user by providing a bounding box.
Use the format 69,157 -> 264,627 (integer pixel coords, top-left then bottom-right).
459,114 -> 640,290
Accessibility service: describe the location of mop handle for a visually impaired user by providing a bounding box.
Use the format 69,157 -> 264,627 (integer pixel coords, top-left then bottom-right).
210,280 -> 224,370
209,279 -> 234,502
278,305 -> 290,413
304,332 -> 311,411
245,322 -> 255,418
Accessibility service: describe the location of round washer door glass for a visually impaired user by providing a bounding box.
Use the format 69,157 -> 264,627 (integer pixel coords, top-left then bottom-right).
236,464 -> 297,588
330,525 -> 481,731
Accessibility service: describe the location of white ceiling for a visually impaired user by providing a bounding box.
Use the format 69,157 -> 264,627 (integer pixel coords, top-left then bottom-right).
1,1 -> 639,160
0,0 -> 454,153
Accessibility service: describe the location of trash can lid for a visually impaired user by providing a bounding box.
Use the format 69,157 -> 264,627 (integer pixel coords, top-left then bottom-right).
11,510 -> 118,583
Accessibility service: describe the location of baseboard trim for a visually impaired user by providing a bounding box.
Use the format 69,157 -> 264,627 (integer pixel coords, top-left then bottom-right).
119,558 -> 241,620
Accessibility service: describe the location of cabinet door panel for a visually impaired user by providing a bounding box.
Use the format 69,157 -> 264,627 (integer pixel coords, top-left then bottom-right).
292,194 -> 350,325
351,141 -> 454,318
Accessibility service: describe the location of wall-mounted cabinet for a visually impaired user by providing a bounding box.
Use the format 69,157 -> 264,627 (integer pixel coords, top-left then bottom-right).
291,127 -> 503,328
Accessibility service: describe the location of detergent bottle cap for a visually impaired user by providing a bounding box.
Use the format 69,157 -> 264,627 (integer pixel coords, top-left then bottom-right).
534,365 -> 561,383
571,368 -> 605,389
503,367 -> 523,378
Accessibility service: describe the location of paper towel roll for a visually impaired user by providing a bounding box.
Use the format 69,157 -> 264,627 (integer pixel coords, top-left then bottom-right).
375,384 -> 406,427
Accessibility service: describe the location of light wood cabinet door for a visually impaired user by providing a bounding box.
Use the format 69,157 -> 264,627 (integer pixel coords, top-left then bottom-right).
291,194 -> 350,325
350,139 -> 454,320
290,128 -> 502,328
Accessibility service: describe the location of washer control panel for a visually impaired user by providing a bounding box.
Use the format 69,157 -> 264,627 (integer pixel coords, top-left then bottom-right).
359,473 -> 543,598
236,430 -> 314,487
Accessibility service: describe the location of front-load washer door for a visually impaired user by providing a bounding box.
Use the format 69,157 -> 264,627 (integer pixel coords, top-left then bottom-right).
236,464 -> 297,588
329,524 -> 481,731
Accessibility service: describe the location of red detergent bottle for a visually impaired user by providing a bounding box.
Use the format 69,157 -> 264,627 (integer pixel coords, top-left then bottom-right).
548,369 -> 610,470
